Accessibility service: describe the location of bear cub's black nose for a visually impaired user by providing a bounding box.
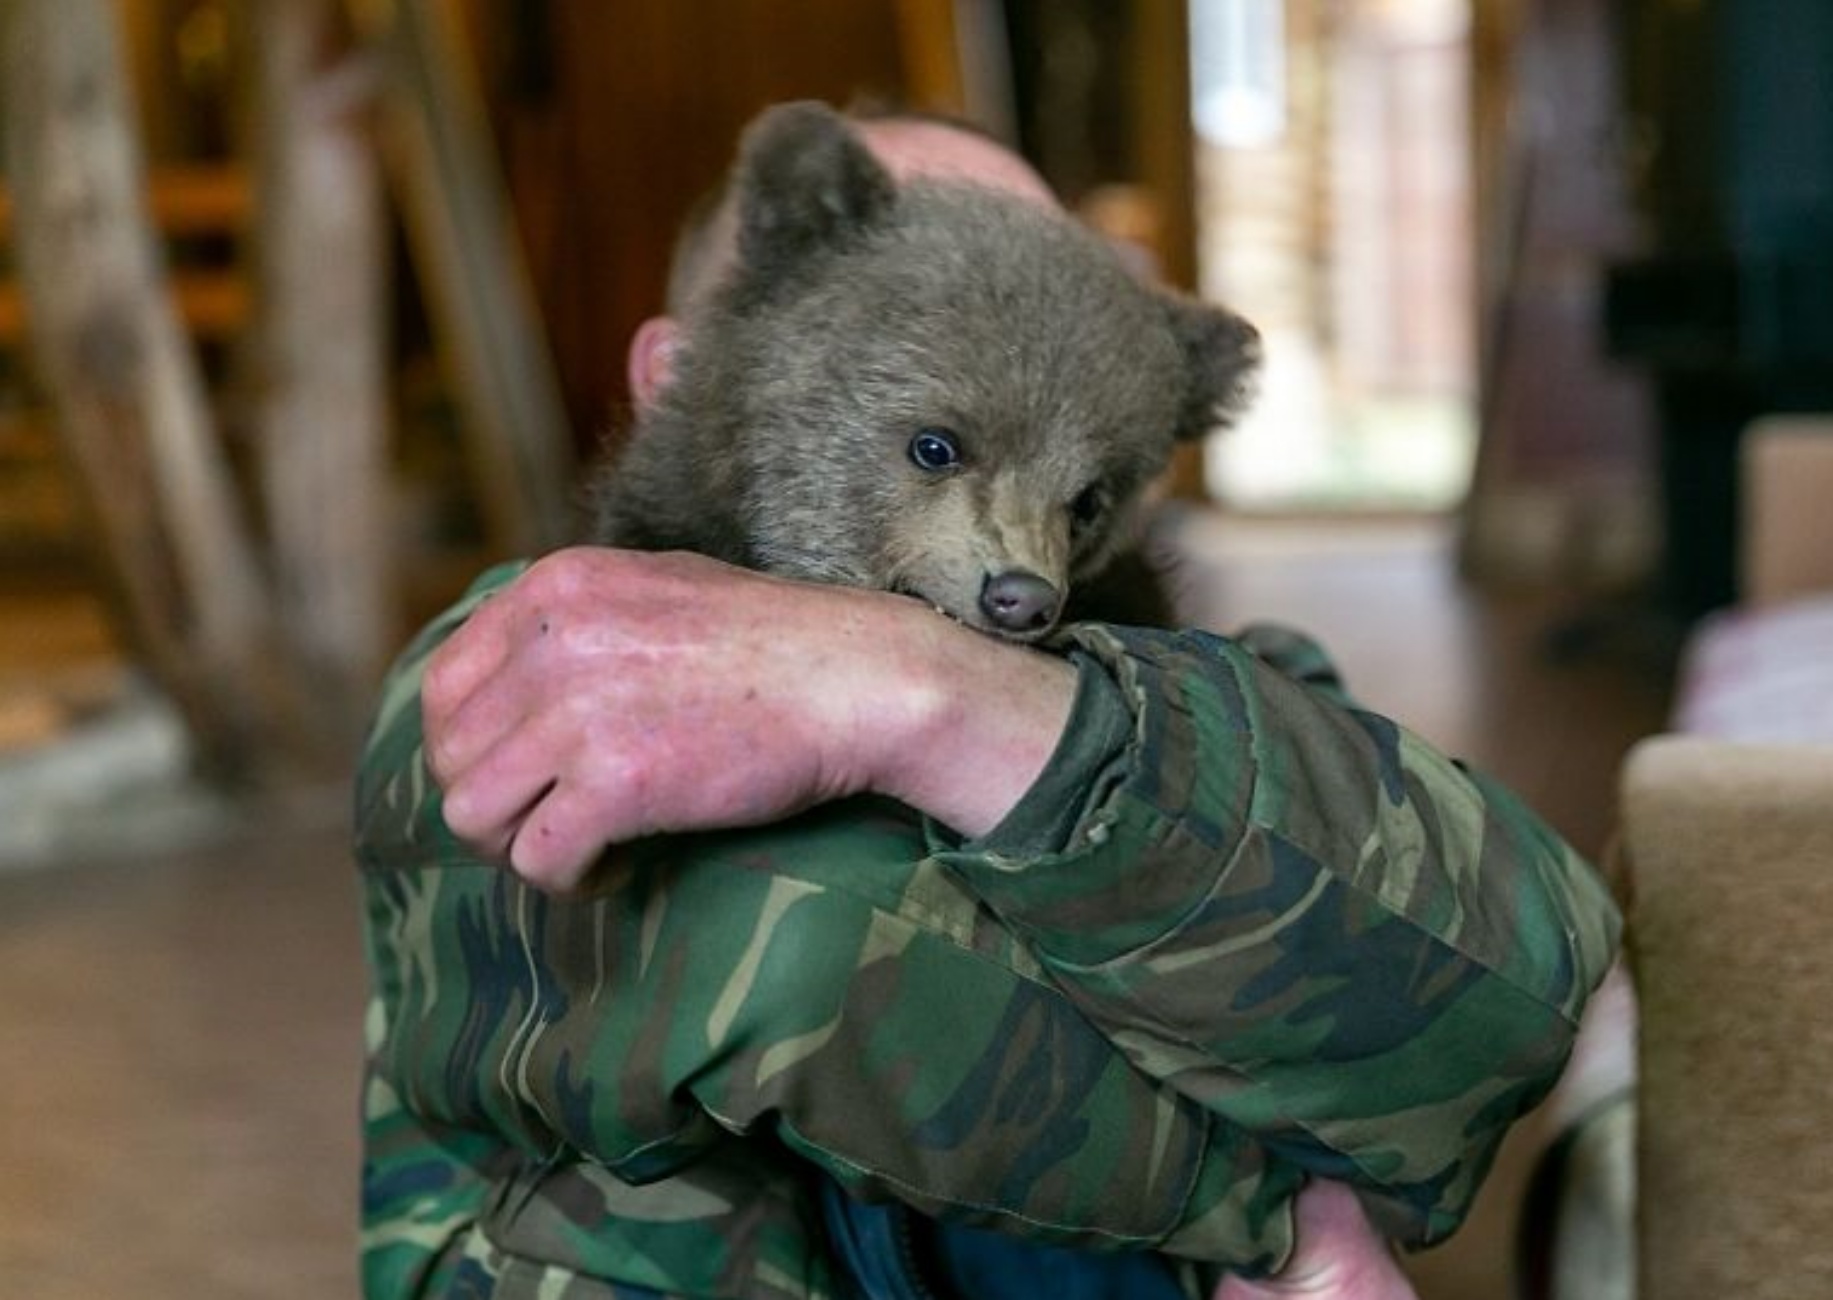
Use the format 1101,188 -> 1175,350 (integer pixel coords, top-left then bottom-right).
980,570 -> 1061,633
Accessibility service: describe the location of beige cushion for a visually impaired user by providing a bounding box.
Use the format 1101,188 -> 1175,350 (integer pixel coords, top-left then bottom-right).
1625,737 -> 1833,1300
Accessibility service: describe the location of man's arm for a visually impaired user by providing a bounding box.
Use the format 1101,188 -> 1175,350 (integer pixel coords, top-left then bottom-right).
404,547 -> 1619,1259
937,618 -> 1620,1246
422,546 -> 1077,886
361,584 -> 1298,1277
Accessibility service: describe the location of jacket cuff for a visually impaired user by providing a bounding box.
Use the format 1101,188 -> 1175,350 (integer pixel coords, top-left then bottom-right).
956,650 -> 1134,860
933,623 -> 1269,967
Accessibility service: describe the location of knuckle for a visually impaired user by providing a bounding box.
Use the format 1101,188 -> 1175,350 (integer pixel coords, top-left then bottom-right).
531,546 -> 600,598
421,738 -> 449,788
422,648 -> 458,710
419,711 -> 464,786
437,783 -> 481,837
510,825 -> 584,894
511,558 -> 564,613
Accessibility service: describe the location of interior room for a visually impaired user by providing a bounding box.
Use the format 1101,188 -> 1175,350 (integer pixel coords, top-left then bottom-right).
2,2 -> 1830,1298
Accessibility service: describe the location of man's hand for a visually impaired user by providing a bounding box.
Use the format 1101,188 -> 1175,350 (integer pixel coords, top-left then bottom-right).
422,547 -> 1076,891
1215,1182 -> 1418,1300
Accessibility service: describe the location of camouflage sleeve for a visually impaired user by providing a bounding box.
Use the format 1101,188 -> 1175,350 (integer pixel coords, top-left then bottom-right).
936,620 -> 1624,1247
356,566 -> 1288,1295
355,569 -> 1619,1295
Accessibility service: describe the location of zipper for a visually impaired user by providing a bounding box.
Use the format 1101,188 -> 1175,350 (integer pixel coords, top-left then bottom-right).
889,1205 -> 948,1300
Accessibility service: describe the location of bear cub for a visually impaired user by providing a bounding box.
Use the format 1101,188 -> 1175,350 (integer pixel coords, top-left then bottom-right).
589,101 -> 1259,639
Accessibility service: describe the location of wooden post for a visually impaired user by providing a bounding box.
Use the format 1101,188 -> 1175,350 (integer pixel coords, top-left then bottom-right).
895,0 -> 968,115
2,0 -> 277,771
353,0 -> 575,555
896,0 -> 1022,144
246,0 -> 391,737
1130,0 -> 1208,500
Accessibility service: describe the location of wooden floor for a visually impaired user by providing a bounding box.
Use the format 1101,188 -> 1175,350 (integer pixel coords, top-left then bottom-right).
0,512 -> 1672,1299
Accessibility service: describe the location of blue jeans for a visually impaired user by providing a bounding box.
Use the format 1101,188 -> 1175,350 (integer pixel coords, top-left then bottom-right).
819,1178 -> 1193,1300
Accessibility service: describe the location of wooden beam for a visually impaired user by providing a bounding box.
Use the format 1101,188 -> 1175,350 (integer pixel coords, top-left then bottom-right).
0,273 -> 249,344
353,0 -> 575,555
0,164 -> 254,238
1130,0 -> 1200,295
1130,0 -> 1206,499
895,0 -> 967,114
895,0 -> 1020,141
2,0 -> 278,770
246,0 -> 391,735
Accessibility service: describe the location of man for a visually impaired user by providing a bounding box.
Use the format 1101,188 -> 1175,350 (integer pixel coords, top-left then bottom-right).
357,110 -> 1620,1299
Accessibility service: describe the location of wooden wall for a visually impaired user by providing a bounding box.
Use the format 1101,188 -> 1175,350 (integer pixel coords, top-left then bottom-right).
460,1 -> 917,453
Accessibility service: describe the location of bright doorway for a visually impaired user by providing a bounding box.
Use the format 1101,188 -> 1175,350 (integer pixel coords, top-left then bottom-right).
1189,0 -> 1475,511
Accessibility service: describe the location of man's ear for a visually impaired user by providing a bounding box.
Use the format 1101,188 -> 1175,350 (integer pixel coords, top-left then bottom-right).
732,101 -> 896,299
627,316 -> 680,413
1165,297 -> 1262,441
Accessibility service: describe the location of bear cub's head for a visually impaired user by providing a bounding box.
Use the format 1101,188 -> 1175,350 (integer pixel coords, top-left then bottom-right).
594,101 -> 1260,640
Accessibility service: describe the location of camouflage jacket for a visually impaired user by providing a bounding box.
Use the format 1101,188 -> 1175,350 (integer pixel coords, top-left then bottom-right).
355,563 -> 1621,1298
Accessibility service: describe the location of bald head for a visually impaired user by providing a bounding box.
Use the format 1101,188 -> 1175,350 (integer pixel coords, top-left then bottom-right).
663,111 -> 1056,317
853,118 -> 1056,209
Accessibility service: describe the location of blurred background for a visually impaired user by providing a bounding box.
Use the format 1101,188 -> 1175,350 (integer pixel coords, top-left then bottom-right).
2,1 -> 1830,1297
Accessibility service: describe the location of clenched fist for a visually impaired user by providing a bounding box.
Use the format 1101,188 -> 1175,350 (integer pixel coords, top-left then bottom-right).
421,547 -> 1075,891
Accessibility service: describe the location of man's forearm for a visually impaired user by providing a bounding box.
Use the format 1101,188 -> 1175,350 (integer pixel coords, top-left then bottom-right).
420,548 -> 1080,890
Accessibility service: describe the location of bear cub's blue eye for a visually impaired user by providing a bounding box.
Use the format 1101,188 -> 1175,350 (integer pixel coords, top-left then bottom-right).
908,428 -> 962,472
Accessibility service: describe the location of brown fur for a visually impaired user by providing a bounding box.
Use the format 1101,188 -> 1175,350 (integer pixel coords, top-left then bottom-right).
589,102 -> 1259,638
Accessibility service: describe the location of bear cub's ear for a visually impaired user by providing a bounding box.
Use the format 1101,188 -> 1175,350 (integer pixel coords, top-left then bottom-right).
734,102 -> 898,298
1164,298 -> 1262,442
